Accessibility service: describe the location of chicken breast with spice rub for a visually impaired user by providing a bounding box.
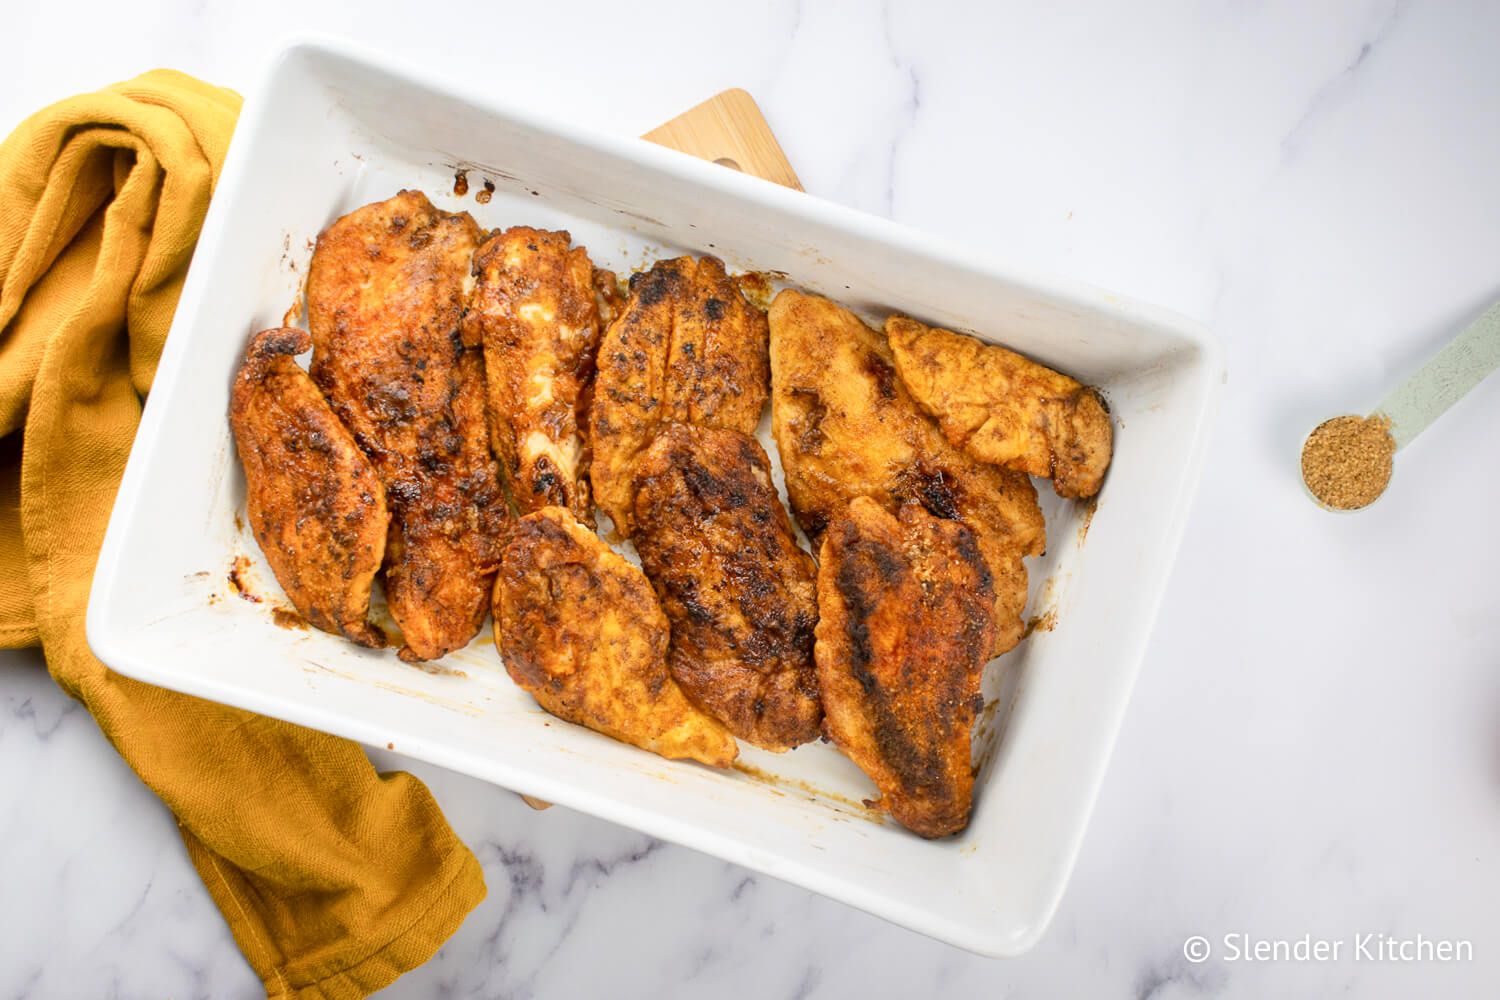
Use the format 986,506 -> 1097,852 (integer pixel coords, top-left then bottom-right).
495,507 -> 738,767
816,498 -> 998,838
632,423 -> 821,751
590,255 -> 769,537
229,327 -> 388,647
768,289 -> 1044,656
307,190 -> 508,662
463,226 -> 605,524
887,316 -> 1112,499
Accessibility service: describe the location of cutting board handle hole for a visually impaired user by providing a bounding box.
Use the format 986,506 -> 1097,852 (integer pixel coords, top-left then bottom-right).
714,157 -> 743,171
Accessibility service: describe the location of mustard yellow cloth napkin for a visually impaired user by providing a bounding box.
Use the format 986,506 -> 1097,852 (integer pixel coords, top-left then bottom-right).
0,71 -> 485,999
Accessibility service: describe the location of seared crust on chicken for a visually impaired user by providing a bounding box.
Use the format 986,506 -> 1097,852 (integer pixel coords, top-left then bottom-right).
815,498 -> 997,838
768,290 -> 1044,654
887,316 -> 1112,499
307,190 -> 507,662
590,256 -> 769,536
632,424 -> 821,751
495,508 -> 739,767
464,227 -> 601,523
230,327 -> 388,647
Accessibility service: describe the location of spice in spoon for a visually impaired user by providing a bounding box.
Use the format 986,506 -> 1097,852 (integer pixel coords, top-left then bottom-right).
1300,414 -> 1395,510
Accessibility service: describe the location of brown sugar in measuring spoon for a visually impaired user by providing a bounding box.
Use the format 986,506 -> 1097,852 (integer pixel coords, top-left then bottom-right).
1301,299 -> 1500,511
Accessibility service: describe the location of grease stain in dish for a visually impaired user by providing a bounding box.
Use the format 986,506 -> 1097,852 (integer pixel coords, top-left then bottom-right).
271,605 -> 307,630
1076,495 -> 1098,544
408,660 -> 467,679
227,555 -> 262,603
731,762 -> 886,824
971,685 -> 1017,780
303,659 -> 481,716
1023,608 -> 1058,638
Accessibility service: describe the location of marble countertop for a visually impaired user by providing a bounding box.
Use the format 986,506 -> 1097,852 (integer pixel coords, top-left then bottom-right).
5,2 -> 1499,996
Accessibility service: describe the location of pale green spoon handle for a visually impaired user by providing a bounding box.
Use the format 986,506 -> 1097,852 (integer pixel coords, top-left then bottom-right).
1374,299 -> 1500,449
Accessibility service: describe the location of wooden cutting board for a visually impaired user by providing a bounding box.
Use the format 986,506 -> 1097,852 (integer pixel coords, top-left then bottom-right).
644,88 -> 803,191
517,89 -> 798,813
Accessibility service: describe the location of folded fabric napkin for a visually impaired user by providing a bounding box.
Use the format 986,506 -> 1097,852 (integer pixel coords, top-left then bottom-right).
0,71 -> 485,999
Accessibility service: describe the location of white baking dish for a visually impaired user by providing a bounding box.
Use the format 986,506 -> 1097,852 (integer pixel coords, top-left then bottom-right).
86,36 -> 1222,957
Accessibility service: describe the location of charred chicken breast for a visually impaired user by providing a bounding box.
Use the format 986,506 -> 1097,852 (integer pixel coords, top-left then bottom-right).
632,423 -> 821,751
590,256 -> 769,536
307,190 -> 507,662
815,498 -> 997,838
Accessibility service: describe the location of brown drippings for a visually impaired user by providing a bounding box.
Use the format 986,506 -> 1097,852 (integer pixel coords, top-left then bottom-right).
302,660 -> 481,715
1301,415 -> 1394,510
731,762 -> 885,822
227,555 -> 261,603
452,170 -> 469,197
282,298 -> 302,328
1023,608 -> 1058,637
407,660 -> 467,679
271,605 -> 307,630
1076,496 -> 1098,544
475,179 -> 495,204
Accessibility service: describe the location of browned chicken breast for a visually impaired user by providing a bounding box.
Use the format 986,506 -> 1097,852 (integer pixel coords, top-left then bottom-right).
590,256 -> 769,536
495,507 -> 738,767
229,327 -> 388,648
307,190 -> 507,662
887,316 -> 1113,499
632,424 -> 821,751
816,498 -> 998,838
463,227 -> 602,523
768,289 -> 1044,655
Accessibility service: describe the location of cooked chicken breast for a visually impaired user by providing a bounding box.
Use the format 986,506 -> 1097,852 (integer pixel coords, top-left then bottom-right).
815,498 -> 997,838
590,256 -> 769,536
887,316 -> 1112,499
495,507 -> 739,767
632,424 -> 821,751
229,327 -> 388,648
768,289 -> 1044,654
464,227 -> 601,523
307,190 -> 507,662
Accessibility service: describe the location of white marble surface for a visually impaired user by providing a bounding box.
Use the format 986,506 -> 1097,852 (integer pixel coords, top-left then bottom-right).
5,1 -> 1500,996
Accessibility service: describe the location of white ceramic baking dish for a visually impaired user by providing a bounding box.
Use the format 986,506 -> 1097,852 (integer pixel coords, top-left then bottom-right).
86,35 -> 1222,957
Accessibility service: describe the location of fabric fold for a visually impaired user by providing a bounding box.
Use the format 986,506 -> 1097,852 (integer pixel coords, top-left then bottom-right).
0,71 -> 484,998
